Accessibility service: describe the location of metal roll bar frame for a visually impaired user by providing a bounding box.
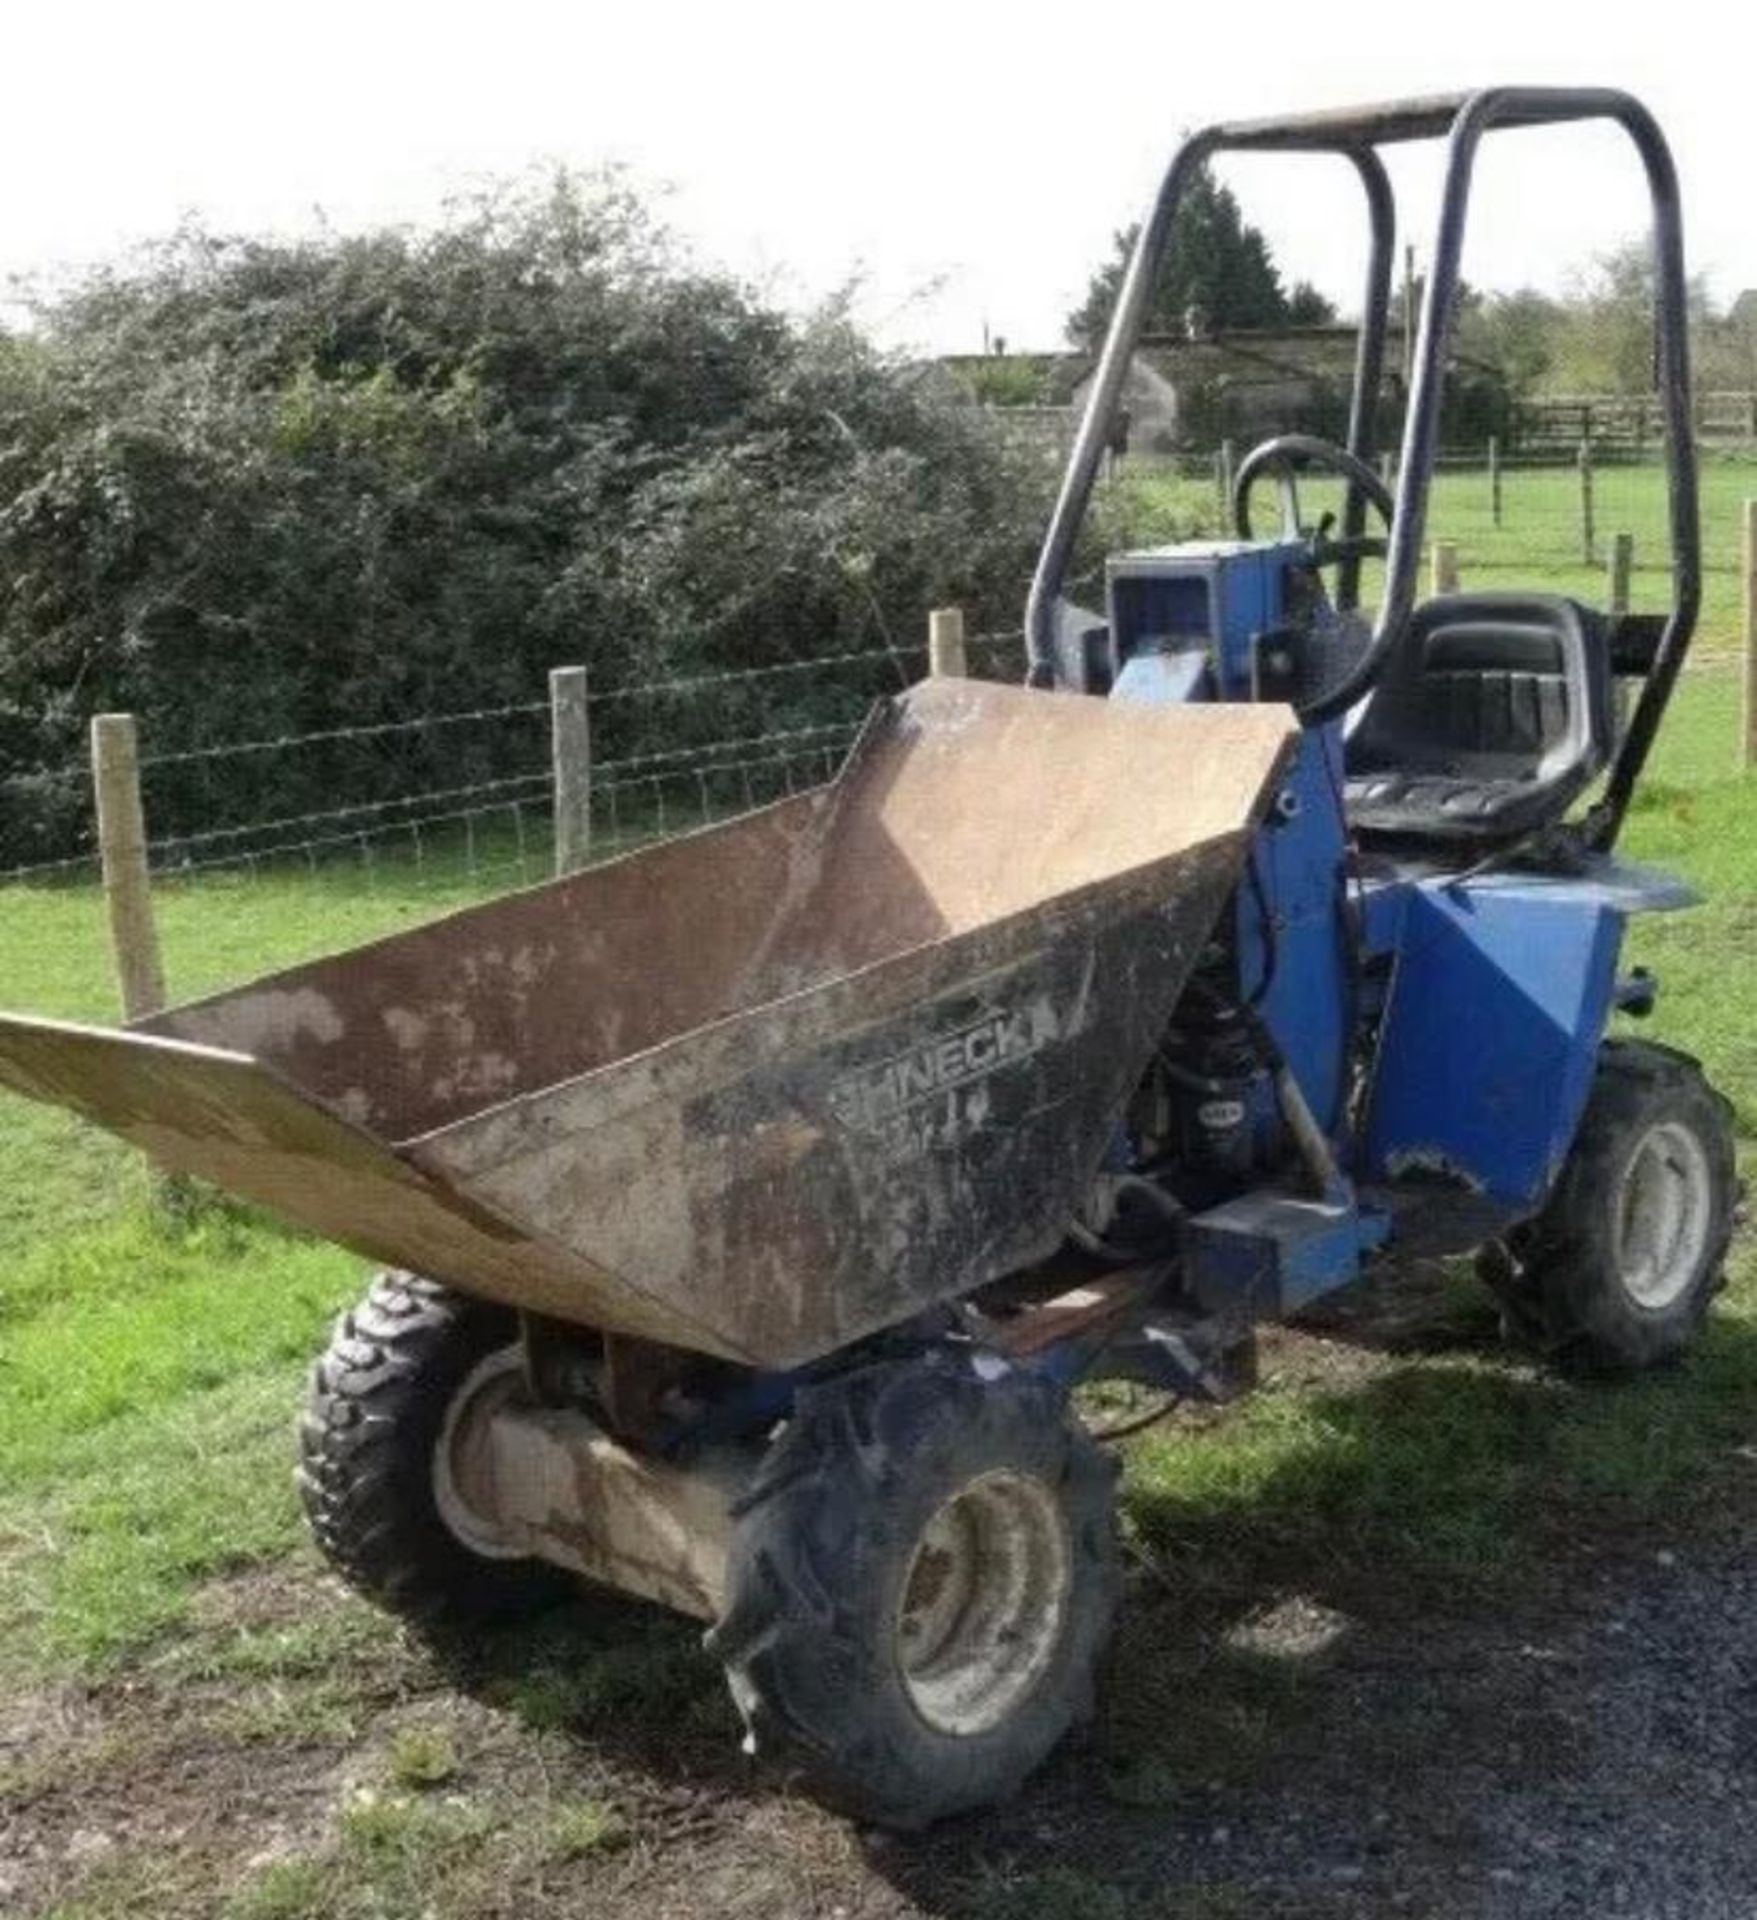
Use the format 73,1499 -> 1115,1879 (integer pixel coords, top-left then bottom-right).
1023,88 -> 1699,853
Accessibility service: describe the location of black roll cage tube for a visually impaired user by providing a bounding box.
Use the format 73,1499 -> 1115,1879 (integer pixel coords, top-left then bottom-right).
1022,88 -> 1699,853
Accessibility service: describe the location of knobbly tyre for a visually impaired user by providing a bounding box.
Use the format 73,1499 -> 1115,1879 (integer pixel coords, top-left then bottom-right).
0,88 -> 1735,1828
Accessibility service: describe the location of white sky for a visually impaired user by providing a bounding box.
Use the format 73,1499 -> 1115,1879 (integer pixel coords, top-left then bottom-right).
4,1 -> 1750,354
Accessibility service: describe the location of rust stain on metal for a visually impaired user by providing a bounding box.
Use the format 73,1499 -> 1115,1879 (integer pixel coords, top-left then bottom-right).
986,1267 -> 1167,1358
0,680 -> 1296,1370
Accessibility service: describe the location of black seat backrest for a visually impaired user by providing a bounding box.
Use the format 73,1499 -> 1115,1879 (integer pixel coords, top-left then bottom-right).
1411,618 -> 1570,762
1344,593 -> 1615,845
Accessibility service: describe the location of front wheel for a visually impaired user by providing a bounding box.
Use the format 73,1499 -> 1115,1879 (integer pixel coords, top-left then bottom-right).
706,1351 -> 1119,1829
1483,1040 -> 1737,1371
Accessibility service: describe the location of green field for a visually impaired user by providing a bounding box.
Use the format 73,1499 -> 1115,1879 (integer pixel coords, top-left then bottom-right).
1113,451 -> 1757,652
2,667 -> 1756,1916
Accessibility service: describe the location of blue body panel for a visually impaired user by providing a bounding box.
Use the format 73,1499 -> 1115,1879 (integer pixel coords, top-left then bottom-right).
1363,878 -> 1624,1208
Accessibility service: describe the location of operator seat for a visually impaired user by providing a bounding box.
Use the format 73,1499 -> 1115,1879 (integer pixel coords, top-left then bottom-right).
1342,592 -> 1616,845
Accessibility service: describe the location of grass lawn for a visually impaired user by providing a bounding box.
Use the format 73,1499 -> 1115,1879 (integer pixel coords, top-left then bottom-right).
0,866 -> 497,1679
1,661 -> 1755,1917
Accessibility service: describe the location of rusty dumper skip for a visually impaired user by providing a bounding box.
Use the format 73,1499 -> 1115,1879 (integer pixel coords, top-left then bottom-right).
0,89 -> 1738,1826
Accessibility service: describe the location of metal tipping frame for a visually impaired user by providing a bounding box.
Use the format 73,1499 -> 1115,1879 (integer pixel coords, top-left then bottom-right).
1023,88 -> 1700,852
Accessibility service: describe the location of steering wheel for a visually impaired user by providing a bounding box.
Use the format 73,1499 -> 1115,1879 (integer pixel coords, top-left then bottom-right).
1232,433 -> 1394,568
1231,433 -> 1398,719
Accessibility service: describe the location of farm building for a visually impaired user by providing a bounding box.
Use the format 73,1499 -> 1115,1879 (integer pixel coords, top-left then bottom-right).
939,325 -> 1509,451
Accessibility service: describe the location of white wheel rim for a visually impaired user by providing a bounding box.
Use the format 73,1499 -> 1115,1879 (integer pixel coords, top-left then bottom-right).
1615,1120 -> 1713,1311
431,1345 -> 527,1560
894,1469 -> 1071,1738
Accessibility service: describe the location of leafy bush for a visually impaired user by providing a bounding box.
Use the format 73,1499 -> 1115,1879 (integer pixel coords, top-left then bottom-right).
965,356 -> 1051,407
0,175 -> 1049,864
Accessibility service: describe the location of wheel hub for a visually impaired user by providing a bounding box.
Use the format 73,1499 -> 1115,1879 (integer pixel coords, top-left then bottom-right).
894,1469 -> 1071,1738
1616,1119 -> 1713,1310
432,1346 -> 529,1560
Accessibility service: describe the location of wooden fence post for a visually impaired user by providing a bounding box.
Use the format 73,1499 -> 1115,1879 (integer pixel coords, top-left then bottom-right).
1743,501 -> 1757,769
91,713 -> 166,1022
1608,531 -> 1634,615
550,665 -> 592,874
1487,435 -> 1502,529
928,607 -> 968,678
1217,439 -> 1236,524
1430,540 -> 1460,597
1577,438 -> 1596,566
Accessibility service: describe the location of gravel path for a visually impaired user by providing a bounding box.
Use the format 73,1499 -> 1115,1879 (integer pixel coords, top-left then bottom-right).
1233,1529 -> 1757,1918
922,1522 -> 1757,1919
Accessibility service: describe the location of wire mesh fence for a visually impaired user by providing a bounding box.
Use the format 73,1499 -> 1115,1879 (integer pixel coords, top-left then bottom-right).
0,629 -> 1029,917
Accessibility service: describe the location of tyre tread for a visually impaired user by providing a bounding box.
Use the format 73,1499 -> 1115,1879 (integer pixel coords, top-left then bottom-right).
298,1270 -> 568,1623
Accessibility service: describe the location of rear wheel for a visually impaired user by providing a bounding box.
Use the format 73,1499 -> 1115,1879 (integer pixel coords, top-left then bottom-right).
706,1350 -> 1119,1829
1482,1041 -> 1737,1371
298,1271 -> 573,1623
